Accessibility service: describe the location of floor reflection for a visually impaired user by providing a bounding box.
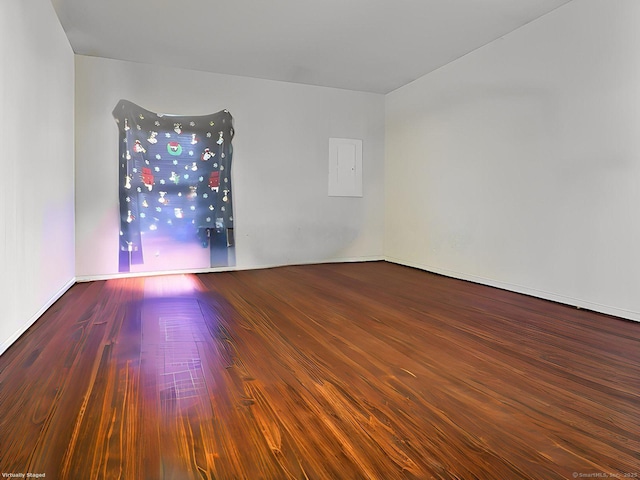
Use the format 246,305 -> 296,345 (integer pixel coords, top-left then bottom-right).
140,276 -> 211,413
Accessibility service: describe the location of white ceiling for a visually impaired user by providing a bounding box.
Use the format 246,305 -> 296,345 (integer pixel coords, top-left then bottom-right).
51,0 -> 572,94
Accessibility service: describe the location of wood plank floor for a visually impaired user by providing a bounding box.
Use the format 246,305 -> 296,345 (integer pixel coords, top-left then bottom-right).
0,261 -> 638,479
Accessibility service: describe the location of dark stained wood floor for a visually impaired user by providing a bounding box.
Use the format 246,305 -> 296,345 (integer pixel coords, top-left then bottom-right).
0,261 -> 638,479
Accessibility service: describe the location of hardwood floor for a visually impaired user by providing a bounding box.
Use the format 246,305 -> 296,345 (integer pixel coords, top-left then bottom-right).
0,261 -> 638,479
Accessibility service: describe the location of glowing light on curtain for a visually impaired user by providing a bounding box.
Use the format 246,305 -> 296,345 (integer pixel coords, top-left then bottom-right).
113,100 -> 235,272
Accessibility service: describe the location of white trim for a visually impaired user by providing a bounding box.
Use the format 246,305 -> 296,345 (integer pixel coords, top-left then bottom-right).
75,256 -> 385,282
3,255 -> 636,358
0,278 -> 77,357
384,256 -> 640,323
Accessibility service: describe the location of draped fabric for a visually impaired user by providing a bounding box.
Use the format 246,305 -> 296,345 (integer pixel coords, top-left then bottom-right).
113,100 -> 235,272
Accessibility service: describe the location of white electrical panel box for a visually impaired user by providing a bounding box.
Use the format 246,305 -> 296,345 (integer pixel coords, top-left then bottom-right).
328,138 -> 362,197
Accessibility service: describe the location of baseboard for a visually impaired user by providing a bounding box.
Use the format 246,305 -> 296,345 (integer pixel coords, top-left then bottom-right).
0,277 -> 77,357
230,255 -> 385,274
385,256 -> 640,323
75,255 -> 385,283
5,256 -> 634,357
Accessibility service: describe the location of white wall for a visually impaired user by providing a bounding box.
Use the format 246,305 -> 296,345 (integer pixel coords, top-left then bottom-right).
75,56 -> 385,279
0,0 -> 76,354
385,0 -> 640,321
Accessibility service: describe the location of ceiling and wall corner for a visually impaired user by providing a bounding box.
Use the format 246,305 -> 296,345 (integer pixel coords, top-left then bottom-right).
50,0 -> 572,94
5,0 -> 638,333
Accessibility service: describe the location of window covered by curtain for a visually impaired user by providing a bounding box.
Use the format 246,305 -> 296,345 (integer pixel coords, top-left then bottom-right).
113,100 -> 235,272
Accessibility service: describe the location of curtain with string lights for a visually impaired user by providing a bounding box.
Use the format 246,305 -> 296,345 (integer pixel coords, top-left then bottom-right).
113,99 -> 235,272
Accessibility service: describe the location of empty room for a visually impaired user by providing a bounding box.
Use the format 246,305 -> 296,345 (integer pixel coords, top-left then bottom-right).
1,0 -> 639,478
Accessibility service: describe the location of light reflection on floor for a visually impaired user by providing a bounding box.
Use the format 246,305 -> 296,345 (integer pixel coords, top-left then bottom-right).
140,274 -> 212,412
142,273 -> 205,298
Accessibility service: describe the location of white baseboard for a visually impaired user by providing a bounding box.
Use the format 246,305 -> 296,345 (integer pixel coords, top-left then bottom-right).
0,277 -> 77,357
385,256 -> 640,323
4,255 -> 635,358
75,255 -> 385,283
